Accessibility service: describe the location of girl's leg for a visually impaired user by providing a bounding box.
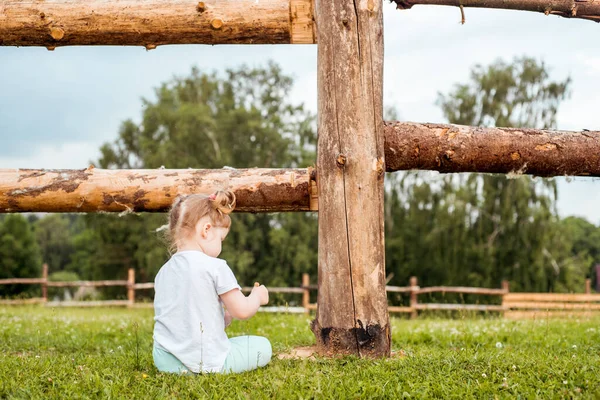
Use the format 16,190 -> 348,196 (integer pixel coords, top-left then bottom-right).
153,344 -> 191,374
221,336 -> 272,373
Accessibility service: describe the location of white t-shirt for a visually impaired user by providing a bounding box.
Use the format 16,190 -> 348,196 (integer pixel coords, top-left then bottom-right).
153,250 -> 241,373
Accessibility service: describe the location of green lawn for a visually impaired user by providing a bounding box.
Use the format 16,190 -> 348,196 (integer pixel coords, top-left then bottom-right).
0,307 -> 599,399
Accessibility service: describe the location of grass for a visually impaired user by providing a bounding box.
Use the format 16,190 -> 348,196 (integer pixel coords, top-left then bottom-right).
0,307 -> 599,399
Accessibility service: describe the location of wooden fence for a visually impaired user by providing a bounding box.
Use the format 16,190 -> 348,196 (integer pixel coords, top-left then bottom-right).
0,266 -> 597,318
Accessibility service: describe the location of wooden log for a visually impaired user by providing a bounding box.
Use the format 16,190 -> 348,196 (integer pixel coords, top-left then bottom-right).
0,167 -> 315,213
409,277 -> 418,319
41,263 -> 48,303
417,286 -> 507,295
388,306 -> 414,313
311,0 -> 390,358
504,293 -> 600,302
585,279 -> 591,294
127,268 -> 135,306
0,298 -> 45,305
385,285 -> 413,293
302,273 -> 310,314
391,0 -> 600,22
384,122 -> 600,177
134,283 -> 155,290
504,310 -> 599,319
415,303 -> 506,311
504,301 -> 600,310
47,280 -> 129,287
0,0 -> 316,48
0,278 -> 45,284
44,300 -> 131,307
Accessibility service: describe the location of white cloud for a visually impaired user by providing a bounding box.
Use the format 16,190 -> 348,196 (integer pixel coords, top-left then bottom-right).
0,141 -> 102,169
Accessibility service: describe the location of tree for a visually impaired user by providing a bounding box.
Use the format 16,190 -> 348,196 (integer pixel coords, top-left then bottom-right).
0,215 -> 42,297
385,56 -> 583,295
74,62 -> 318,292
35,214 -> 74,275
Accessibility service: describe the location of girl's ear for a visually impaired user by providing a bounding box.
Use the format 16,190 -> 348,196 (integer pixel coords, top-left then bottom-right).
196,220 -> 211,238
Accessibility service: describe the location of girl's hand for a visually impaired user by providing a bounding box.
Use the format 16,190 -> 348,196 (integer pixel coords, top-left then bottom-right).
251,282 -> 269,306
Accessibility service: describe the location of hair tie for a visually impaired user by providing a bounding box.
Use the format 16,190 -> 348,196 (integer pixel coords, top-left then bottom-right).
209,193 -> 217,201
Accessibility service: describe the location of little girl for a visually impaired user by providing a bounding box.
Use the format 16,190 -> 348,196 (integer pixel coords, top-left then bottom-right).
153,190 -> 271,374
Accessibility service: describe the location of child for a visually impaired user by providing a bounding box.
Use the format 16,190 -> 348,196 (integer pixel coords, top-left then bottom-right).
153,190 -> 271,374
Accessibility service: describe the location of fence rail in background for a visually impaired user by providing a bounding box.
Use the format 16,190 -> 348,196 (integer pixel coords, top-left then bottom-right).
0,266 -> 597,318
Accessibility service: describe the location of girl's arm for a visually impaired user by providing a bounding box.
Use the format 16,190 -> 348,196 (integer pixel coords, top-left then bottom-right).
224,309 -> 233,328
220,284 -> 269,320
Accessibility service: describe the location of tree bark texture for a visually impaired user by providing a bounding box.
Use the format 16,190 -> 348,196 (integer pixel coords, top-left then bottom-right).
392,0 -> 600,22
0,167 -> 316,213
0,0 -> 316,48
384,122 -> 600,176
312,0 -> 391,358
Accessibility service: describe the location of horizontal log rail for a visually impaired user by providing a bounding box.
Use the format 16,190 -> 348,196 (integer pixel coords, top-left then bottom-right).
392,0 -> 600,23
504,293 -> 600,302
417,286 -> 507,295
0,167 -> 316,213
384,122 -> 600,177
47,280 -> 129,287
0,278 -> 45,284
2,123 -> 599,213
44,300 -> 132,307
1,0 -> 596,50
4,270 -> 594,318
503,301 -> 600,310
386,285 -> 417,293
504,310 -> 599,319
414,303 -> 506,311
0,0 -> 316,48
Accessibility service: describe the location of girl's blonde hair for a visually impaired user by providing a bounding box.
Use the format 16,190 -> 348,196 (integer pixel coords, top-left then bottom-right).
166,190 -> 236,254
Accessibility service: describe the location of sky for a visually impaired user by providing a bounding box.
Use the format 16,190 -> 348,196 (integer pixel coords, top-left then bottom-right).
1,3 -> 599,222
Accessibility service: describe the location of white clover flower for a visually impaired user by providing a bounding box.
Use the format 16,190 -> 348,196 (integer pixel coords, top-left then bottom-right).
512,365 -> 517,370
572,345 -> 577,349
482,373 -> 487,378
496,342 -> 503,348
563,380 -> 568,385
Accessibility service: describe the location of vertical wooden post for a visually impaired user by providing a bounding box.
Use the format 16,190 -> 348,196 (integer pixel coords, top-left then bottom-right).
409,277 -> 418,319
127,268 -> 135,307
585,279 -> 591,294
501,280 -> 510,316
302,273 -> 310,314
41,263 -> 48,303
312,0 -> 390,357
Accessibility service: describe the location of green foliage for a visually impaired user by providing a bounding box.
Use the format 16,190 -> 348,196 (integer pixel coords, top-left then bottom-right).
73,62 -> 318,288
3,58 -> 597,299
35,215 -> 75,275
1,307 -> 599,398
0,215 -> 41,296
437,56 -> 571,129
385,57 -> 587,295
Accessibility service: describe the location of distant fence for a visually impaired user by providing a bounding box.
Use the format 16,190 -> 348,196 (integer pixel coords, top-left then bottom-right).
1,265 -> 598,318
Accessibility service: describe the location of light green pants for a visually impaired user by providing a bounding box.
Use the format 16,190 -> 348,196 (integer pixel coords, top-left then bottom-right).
153,336 -> 272,374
